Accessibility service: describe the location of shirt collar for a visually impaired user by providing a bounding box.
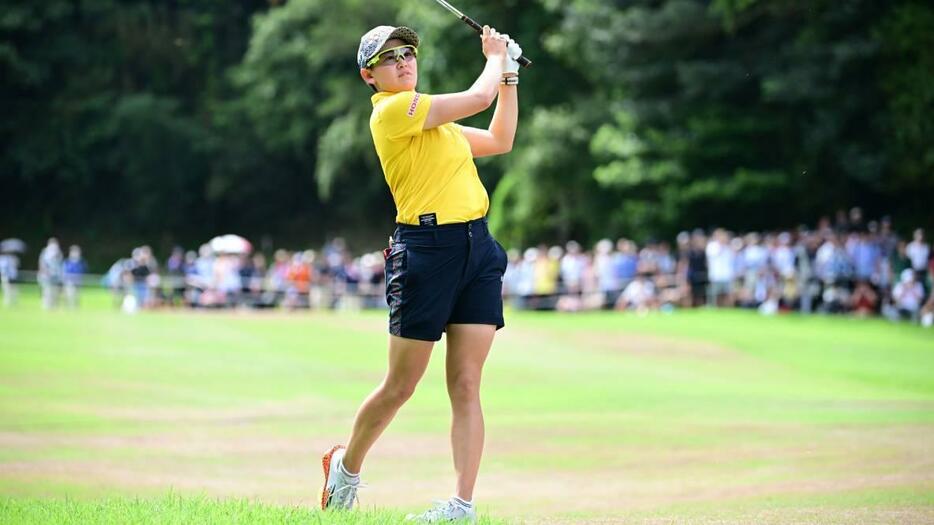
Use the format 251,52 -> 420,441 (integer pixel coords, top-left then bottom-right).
371,90 -> 414,106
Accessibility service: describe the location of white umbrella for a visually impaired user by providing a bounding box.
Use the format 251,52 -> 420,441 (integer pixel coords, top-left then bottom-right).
0,238 -> 26,254
209,234 -> 252,255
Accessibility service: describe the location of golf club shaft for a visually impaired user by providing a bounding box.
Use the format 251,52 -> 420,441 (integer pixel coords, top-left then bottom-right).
433,0 -> 532,68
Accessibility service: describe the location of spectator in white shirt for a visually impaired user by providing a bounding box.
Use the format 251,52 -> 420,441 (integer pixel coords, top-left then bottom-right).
706,228 -> 736,307
742,233 -> 769,274
38,238 -> 63,310
500,248 -> 521,302
0,252 -> 19,307
771,232 -> 797,279
593,239 -> 617,308
893,269 -> 925,321
514,247 -> 538,303
815,233 -> 852,284
559,241 -> 586,295
906,228 -> 929,292
616,274 -> 658,313
739,233 -> 767,307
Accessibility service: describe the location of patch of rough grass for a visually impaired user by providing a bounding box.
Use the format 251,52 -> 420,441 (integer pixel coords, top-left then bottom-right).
0,493 -> 513,524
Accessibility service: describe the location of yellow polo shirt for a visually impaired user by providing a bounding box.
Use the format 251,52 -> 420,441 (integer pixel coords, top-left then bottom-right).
370,90 -> 489,225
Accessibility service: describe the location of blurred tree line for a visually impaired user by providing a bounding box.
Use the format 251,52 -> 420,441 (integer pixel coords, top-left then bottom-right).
1,0 -> 931,267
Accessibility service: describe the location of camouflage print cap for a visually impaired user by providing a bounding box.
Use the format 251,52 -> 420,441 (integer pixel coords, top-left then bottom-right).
357,26 -> 420,69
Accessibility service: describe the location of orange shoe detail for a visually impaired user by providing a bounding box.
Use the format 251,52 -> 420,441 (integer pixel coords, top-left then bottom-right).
320,444 -> 345,509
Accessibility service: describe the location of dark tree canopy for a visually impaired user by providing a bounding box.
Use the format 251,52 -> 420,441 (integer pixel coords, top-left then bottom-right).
2,0 -> 931,268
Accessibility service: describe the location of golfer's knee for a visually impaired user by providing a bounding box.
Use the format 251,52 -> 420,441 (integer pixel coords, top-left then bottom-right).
447,375 -> 481,404
380,381 -> 417,406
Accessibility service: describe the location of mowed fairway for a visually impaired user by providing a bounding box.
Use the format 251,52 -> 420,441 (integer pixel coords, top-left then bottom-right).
1,287 -> 933,524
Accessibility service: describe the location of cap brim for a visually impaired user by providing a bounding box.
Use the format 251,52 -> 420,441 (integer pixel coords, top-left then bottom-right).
388,27 -> 419,48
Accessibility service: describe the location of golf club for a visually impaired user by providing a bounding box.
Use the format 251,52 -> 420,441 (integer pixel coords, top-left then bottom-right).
432,0 -> 532,68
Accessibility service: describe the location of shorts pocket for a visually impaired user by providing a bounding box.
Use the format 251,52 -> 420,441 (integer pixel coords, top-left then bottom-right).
493,239 -> 508,273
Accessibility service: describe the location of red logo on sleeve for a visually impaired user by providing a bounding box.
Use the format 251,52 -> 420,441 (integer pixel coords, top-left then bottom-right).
407,93 -> 420,117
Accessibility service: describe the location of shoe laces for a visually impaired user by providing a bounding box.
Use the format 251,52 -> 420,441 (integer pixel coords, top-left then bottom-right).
421,499 -> 464,521
330,480 -> 366,509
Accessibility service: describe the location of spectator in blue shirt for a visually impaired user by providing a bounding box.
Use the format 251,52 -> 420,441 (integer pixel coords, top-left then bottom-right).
63,245 -> 87,308
612,239 -> 639,290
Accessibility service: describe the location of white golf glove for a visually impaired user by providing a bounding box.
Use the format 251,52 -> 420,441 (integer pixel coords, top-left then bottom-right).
503,35 -> 522,76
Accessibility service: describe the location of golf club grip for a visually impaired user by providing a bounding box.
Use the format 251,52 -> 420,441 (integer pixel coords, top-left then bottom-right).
461,15 -> 533,68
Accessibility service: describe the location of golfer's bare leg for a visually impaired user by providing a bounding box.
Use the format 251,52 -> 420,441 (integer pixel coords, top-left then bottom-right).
342,335 -> 433,474
445,323 -> 496,502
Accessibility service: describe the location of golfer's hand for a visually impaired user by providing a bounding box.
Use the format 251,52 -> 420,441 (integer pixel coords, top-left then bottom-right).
502,35 -> 522,77
481,26 -> 508,61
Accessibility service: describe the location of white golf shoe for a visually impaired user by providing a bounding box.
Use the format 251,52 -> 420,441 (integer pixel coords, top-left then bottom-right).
406,498 -> 477,523
319,445 -> 360,510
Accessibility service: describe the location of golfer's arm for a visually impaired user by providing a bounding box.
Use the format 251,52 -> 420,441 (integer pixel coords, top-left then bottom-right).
460,83 -> 517,157
423,56 -> 504,130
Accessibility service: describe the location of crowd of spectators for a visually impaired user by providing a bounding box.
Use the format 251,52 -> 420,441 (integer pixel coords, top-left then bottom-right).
25,238 -> 87,309
101,238 -> 387,312
503,210 -> 933,326
3,209 -> 932,327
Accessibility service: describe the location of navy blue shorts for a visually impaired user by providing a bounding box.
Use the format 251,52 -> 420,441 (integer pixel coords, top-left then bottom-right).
383,218 -> 507,341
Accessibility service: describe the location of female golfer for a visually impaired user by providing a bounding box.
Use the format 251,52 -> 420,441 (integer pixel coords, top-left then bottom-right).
319,24 -> 522,523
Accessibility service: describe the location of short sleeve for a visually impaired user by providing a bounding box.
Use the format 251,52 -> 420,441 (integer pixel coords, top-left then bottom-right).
374,91 -> 433,141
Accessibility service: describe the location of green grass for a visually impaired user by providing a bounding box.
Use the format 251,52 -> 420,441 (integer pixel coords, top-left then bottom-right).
1,285 -> 933,524
0,493 -> 506,524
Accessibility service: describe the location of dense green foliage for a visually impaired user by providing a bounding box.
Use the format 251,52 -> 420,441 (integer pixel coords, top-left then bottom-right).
2,0 -> 932,264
